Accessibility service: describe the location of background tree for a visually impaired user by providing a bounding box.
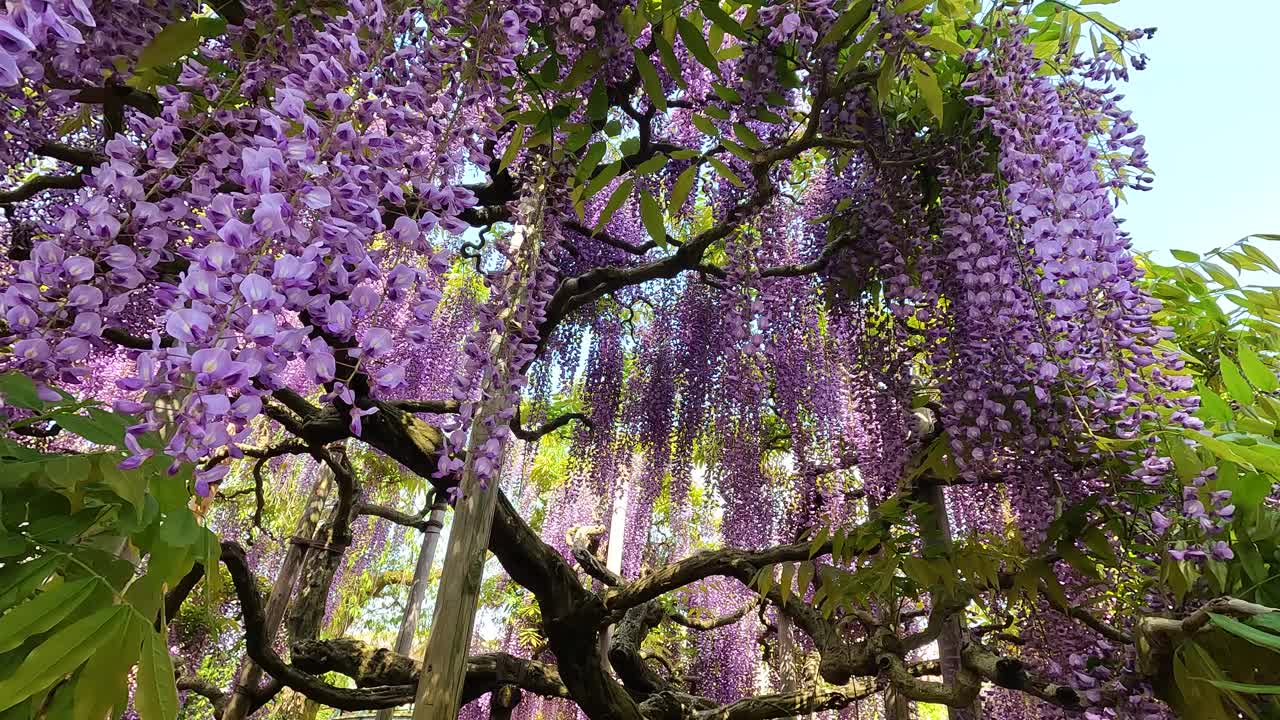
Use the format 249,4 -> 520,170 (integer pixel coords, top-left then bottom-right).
3,1 -> 1280,720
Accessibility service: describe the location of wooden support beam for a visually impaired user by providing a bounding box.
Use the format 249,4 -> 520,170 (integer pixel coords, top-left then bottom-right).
412,185 -> 546,720
599,477 -> 630,662
376,493 -> 447,720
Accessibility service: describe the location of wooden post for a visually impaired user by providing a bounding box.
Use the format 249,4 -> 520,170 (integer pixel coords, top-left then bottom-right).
776,614 -> 799,720
222,451 -> 339,720
375,493 -> 448,720
922,482 -> 981,720
411,194 -> 544,720
598,478 -> 629,662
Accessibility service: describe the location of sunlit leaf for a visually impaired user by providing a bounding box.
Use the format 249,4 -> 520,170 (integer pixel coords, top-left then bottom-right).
638,190 -> 668,249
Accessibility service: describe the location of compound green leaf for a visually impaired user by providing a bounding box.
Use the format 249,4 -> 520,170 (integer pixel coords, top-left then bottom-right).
0,605 -> 127,712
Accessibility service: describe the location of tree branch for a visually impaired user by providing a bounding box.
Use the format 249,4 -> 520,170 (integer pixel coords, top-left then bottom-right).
289,637 -> 570,701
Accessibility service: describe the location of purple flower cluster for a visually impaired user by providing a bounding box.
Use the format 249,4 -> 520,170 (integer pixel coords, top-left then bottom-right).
0,0 -> 95,86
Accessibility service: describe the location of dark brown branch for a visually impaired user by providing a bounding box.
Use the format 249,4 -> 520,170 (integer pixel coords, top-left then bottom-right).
879,653 -> 980,707
9,422 -> 61,438
102,327 -> 173,350
0,174 -> 85,204
162,563 -> 206,630
356,502 -> 440,533
200,440 -> 311,470
568,524 -> 620,587
176,675 -> 228,716
289,637 -> 570,702
389,399 -> 462,415
601,504 -> 891,614
565,220 -> 661,255
759,228 -> 856,279
1050,590 -> 1133,644
667,599 -> 761,631
33,141 -> 102,167
608,602 -> 669,693
961,643 -> 1089,711
70,84 -> 161,118
208,0 -> 248,24
513,410 -> 592,441
221,541 -> 418,710
689,679 -> 881,720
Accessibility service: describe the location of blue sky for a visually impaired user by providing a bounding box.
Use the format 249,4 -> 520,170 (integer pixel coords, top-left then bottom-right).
1103,0 -> 1280,260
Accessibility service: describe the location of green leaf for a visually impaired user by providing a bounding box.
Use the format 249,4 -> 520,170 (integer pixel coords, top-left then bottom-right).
678,17 -> 722,78
498,125 -> 525,174
917,32 -> 966,57
754,566 -> 774,597
574,142 -> 608,184
1241,244 -> 1280,273
158,510 -> 202,549
711,83 -> 742,104
910,64 -> 943,123
669,164 -> 698,211
558,49 -> 602,91
653,33 -> 687,90
732,123 -> 764,151
698,0 -> 746,39
1197,383 -> 1232,424
1238,342 -> 1278,392
638,190 -> 668,249
587,81 -> 609,121
821,0 -> 873,46
96,457 -> 145,515
1203,678 -> 1280,695
135,628 -> 179,720
1220,355 -> 1256,405
0,373 -> 43,410
1170,249 -> 1201,263
137,17 -> 226,71
876,54 -> 897,104
633,49 -> 667,112
691,113 -> 720,137
704,104 -> 732,121
0,556 -> 60,612
633,154 -> 669,176
1249,613 -> 1280,634
795,562 -> 814,597
1209,613 -> 1280,652
581,161 -> 621,201
838,20 -> 881,80
808,526 -> 830,559
48,413 -> 118,444
706,157 -> 744,187
778,562 -> 795,606
1082,527 -> 1119,567
1201,261 -> 1240,290
594,178 -> 635,234
0,605 -> 127,712
0,578 -> 96,654
719,138 -> 755,162
71,609 -> 144,720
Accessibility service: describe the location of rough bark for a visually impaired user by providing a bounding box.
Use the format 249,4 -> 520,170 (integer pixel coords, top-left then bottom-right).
290,637 -> 570,701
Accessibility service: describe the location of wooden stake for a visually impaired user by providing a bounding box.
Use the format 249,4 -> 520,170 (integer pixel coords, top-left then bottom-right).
599,477 -> 630,661
412,194 -> 544,720
375,493 -> 448,720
